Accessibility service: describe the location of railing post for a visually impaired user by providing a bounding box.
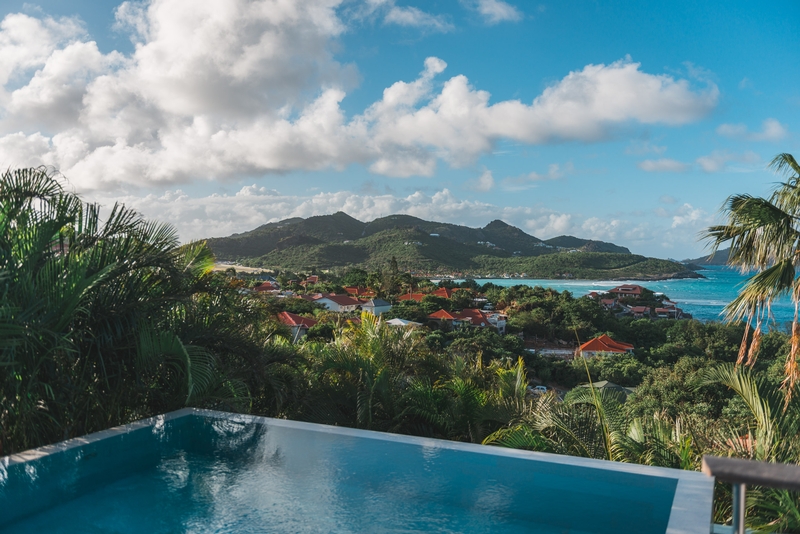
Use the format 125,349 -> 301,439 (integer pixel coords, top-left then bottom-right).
732,482 -> 746,534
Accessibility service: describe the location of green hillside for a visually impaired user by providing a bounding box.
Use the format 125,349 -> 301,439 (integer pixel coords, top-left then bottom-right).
544,235 -> 631,254
683,247 -> 730,266
206,212 -> 697,279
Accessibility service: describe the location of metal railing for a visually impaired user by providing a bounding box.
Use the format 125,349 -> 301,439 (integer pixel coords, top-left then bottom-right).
702,455 -> 800,534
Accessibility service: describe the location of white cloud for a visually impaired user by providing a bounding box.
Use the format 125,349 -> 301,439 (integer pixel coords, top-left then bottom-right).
87,185 -> 576,242
463,0 -> 523,24
0,4 -> 719,190
384,5 -> 453,31
624,140 -> 666,155
637,158 -> 689,172
670,203 -> 708,229
716,118 -> 788,142
695,150 -> 760,173
465,168 -> 495,191
501,162 -> 571,190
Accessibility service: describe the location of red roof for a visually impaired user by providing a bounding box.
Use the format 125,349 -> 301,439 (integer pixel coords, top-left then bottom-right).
428,308 -> 492,325
609,284 -> 644,296
578,334 -> 634,354
454,308 -> 490,325
254,281 -> 278,291
344,286 -> 376,297
433,287 -> 455,298
317,295 -> 361,306
631,306 -> 649,314
398,293 -> 426,302
428,309 -> 457,320
278,311 -> 317,328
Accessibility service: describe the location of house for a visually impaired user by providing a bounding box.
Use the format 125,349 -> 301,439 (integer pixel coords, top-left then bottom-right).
253,281 -> 280,292
433,287 -> 455,299
655,307 -> 681,319
361,299 -> 392,316
427,308 -> 507,334
427,309 -> 468,327
344,286 -> 376,297
600,298 -> 617,310
315,295 -> 362,313
277,311 -> 317,340
300,275 -> 319,287
630,306 -> 650,318
385,318 -> 422,327
608,284 -> 644,299
398,292 -> 426,302
576,334 -> 634,358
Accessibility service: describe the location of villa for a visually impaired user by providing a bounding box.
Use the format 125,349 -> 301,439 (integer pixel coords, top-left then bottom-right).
609,284 -> 644,298
576,334 -> 634,358
277,311 -> 317,339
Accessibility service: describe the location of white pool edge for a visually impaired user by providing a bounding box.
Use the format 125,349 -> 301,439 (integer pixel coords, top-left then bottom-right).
1,407 -> 715,533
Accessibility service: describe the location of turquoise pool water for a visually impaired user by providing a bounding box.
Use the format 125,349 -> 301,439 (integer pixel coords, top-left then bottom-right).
0,410 -> 710,533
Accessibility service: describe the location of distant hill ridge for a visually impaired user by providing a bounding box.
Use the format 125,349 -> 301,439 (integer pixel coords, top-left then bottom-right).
682,247 -> 731,266
205,212 -> 699,280
207,212 -> 627,260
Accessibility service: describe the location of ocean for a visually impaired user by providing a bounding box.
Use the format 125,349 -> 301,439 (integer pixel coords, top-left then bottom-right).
467,266 -> 797,329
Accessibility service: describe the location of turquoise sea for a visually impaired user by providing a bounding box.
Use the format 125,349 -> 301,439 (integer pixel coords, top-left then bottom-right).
469,266 -> 796,328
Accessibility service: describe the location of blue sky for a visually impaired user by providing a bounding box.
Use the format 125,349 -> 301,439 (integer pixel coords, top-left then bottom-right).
0,0 -> 798,258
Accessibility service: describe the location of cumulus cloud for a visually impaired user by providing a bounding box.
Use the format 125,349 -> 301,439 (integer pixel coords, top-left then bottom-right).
695,150 -> 760,173
670,203 -> 708,229
356,0 -> 452,32
637,158 -> 689,172
86,185 -> 578,242
0,2 -> 718,191
501,162 -> 571,190
465,168 -> 495,191
624,140 -> 666,155
384,5 -> 453,31
716,118 -> 788,142
462,0 -> 522,24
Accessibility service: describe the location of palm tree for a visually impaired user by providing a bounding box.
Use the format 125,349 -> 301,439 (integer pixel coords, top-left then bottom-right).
705,153 -> 800,397
0,167 -> 258,454
700,364 -> 800,530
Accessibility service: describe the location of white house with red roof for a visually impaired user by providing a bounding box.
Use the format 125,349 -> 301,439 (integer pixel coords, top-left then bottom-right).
277,311 -> 318,340
427,308 -> 507,334
609,284 -> 644,299
315,294 -> 362,313
576,334 -> 634,358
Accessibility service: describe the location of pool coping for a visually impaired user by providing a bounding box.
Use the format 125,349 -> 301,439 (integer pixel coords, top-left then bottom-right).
1,408 -> 714,533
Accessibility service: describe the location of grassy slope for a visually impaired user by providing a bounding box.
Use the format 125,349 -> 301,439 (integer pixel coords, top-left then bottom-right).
245,228 -> 692,278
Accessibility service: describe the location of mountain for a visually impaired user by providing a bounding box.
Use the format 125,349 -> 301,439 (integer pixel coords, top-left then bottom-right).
544,235 -> 631,254
205,213 -> 698,279
683,248 -> 730,266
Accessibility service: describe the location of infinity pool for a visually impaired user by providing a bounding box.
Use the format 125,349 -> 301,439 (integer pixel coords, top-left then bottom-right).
0,409 -> 713,533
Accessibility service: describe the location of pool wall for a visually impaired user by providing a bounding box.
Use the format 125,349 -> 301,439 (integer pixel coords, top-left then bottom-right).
1,408 -> 714,533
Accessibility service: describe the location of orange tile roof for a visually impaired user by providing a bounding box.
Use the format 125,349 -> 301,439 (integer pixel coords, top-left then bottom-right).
433,287 -> 455,298
578,334 -> 634,354
428,309 -> 457,320
344,286 -> 376,297
278,311 -> 318,328
398,293 -> 426,302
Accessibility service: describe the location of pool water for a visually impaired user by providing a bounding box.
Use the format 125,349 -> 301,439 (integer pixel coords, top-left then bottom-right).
0,410 -> 704,533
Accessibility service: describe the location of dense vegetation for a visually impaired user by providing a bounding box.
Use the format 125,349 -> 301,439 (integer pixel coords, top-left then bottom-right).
3,167 -> 799,530
204,211 -> 696,278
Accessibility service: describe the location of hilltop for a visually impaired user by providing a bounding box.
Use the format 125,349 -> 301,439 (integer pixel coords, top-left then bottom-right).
683,247 -> 731,266
205,213 -> 700,280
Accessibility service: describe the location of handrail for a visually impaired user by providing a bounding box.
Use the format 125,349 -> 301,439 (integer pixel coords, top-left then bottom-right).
701,455 -> 800,534
702,455 -> 800,491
